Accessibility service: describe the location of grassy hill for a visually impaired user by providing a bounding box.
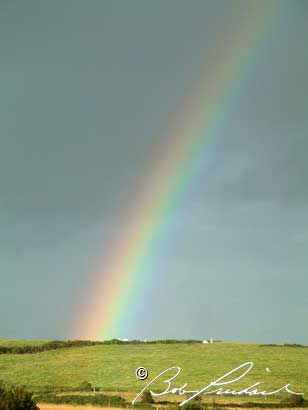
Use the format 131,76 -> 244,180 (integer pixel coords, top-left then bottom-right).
0,341 -> 307,405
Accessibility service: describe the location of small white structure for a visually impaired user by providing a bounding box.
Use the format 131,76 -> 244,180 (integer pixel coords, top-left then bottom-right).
202,339 -> 208,344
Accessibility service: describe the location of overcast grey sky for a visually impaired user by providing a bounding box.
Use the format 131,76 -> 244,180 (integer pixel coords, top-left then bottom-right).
0,1 -> 307,343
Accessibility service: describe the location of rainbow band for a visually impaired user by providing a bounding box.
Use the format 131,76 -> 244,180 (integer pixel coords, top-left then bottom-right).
74,1 -> 286,340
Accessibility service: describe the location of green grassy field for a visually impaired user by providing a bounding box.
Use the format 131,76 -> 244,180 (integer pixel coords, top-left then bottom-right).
0,341 -> 307,405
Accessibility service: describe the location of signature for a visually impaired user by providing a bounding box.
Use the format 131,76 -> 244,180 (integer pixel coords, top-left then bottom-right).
132,362 -> 303,406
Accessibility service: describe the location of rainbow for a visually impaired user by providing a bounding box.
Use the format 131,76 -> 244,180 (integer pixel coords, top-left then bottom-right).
73,1 -> 286,340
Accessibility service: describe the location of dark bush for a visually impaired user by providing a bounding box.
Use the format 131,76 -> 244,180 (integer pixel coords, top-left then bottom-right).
77,381 -> 93,391
0,383 -> 38,410
0,339 -> 205,355
283,344 -> 306,348
140,391 -> 154,403
182,402 -> 207,410
164,406 -> 178,410
35,393 -> 127,407
280,394 -> 305,407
